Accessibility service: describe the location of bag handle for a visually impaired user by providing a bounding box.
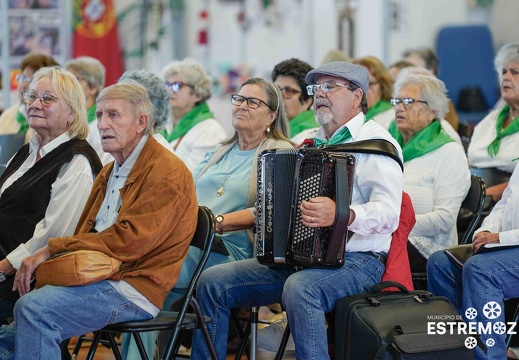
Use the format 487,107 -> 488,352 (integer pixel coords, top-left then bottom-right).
370,281 -> 410,294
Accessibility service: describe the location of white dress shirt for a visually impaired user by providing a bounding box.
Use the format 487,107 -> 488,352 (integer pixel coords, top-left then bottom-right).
476,165 -> 519,244
314,112 -> 404,254
4,133 -> 95,269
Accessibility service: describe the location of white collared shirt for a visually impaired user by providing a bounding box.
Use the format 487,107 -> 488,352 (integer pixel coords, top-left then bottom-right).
314,112 -> 404,254
4,133 -> 96,269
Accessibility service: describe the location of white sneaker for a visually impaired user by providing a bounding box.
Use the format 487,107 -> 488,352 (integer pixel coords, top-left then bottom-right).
257,312 -> 295,352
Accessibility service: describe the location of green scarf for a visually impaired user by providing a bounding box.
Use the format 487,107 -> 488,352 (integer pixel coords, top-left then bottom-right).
16,110 -> 28,134
289,110 -> 318,138
87,104 -> 96,123
487,105 -> 519,157
162,102 -> 214,142
393,120 -> 454,162
313,126 -> 352,147
365,100 -> 392,121
388,119 -> 398,138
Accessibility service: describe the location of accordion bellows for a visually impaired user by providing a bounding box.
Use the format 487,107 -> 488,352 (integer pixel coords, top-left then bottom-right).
255,148 -> 355,268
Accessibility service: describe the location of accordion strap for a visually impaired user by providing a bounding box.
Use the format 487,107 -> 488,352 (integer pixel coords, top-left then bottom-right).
319,139 -> 403,171
325,157 -> 350,265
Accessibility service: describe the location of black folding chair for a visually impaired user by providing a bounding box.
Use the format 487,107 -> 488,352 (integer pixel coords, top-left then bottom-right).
80,206 -> 218,360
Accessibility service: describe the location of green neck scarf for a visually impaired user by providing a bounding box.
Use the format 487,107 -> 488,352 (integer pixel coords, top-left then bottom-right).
388,119 -> 398,138
487,104 -> 519,157
163,102 -> 215,142
393,120 -> 454,162
313,126 -> 352,147
87,104 -> 96,123
16,110 -> 28,134
289,110 -> 318,138
365,100 -> 392,121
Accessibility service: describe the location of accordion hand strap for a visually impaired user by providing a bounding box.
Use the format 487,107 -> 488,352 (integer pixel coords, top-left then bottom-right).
319,139 -> 403,171
325,157 -> 350,265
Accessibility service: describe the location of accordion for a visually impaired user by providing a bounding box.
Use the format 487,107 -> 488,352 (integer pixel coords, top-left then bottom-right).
255,148 -> 355,268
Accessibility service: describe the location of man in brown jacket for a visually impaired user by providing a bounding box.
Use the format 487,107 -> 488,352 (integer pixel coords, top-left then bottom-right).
0,79 -> 198,360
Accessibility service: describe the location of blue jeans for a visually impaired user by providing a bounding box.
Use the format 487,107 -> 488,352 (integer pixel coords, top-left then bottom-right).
121,246 -> 239,360
190,253 -> 385,360
0,281 -> 152,360
427,248 -> 519,360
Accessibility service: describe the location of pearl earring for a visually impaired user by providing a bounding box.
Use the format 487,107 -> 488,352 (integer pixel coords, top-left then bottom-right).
266,125 -> 271,133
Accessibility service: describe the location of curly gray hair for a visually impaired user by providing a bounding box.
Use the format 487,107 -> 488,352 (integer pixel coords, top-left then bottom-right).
494,43 -> 519,84
119,69 -> 171,131
160,58 -> 212,103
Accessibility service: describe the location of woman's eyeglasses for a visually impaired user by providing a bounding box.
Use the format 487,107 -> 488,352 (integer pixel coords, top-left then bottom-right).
231,94 -> 274,110
165,81 -> 193,93
23,91 -> 59,108
15,74 -> 33,84
390,98 -> 428,109
277,86 -> 301,100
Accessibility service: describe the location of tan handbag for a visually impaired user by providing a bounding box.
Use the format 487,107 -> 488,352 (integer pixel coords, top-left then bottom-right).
35,250 -> 121,288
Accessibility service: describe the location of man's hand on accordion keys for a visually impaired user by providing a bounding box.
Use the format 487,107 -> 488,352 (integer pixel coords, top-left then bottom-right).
300,197 -> 347,227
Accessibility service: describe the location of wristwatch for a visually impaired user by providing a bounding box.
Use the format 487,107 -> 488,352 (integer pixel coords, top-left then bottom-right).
215,215 -> 224,235
0,271 -> 6,283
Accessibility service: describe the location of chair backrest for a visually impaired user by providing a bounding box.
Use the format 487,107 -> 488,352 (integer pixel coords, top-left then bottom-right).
435,25 -> 499,112
457,175 -> 486,244
162,205 -> 216,359
0,133 -> 25,164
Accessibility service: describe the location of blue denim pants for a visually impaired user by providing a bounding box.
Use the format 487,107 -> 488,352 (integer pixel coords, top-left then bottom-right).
427,248 -> 519,360
190,253 -> 385,360
0,281 -> 152,360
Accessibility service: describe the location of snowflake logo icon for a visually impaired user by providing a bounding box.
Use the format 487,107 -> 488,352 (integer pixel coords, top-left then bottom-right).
465,336 -> 477,349
483,301 -> 502,319
486,338 -> 495,347
465,307 -> 478,320
494,322 -> 506,334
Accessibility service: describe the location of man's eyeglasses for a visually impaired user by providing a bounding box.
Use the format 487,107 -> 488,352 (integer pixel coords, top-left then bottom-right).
390,98 -> 428,109
23,91 -> 59,108
15,74 -> 33,84
165,81 -> 193,93
231,94 -> 274,110
277,86 -> 301,99
306,81 -> 351,96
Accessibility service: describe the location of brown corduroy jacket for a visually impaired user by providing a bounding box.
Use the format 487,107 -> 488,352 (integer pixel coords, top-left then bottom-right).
47,136 -> 198,309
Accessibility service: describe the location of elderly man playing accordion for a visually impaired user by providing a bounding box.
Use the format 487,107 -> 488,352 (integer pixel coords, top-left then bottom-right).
190,61 -> 404,360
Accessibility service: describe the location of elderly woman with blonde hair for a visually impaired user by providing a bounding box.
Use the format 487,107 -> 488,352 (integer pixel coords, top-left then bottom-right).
0,66 -> 102,323
161,58 -> 227,171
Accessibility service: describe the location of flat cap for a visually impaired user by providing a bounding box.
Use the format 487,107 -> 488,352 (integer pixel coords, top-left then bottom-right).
305,61 -> 369,95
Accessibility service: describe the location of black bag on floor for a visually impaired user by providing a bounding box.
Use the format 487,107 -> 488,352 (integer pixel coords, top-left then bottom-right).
334,281 -> 478,360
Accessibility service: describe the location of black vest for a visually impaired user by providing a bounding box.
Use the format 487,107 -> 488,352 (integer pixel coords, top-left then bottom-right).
0,138 -> 102,301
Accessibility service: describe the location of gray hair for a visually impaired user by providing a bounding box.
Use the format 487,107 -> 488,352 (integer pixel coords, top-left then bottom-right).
97,79 -> 154,134
119,69 -> 171,131
160,57 -> 211,103
63,56 -> 106,97
222,77 -> 291,146
494,43 -> 519,83
393,74 -> 449,120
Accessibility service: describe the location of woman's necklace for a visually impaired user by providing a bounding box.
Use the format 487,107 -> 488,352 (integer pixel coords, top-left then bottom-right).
216,148 -> 236,197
